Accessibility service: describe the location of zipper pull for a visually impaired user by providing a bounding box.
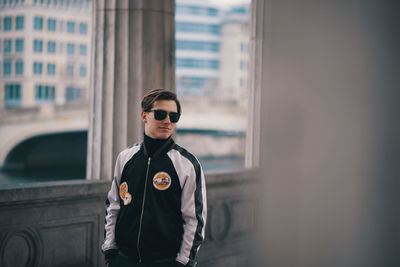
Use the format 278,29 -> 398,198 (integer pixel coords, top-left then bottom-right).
148,157 -> 151,165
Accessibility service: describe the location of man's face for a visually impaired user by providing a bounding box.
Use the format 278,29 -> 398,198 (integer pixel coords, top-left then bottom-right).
141,100 -> 178,139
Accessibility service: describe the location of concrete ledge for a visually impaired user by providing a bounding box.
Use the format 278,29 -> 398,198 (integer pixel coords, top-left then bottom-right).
0,170 -> 258,267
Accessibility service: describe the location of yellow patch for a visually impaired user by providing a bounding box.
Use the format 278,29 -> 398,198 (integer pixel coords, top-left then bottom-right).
119,182 -> 132,205
153,172 -> 171,191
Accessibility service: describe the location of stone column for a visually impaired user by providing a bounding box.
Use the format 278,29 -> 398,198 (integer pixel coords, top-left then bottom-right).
87,0 -> 175,180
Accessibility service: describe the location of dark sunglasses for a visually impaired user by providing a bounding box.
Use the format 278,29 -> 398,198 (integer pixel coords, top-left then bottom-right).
148,109 -> 180,123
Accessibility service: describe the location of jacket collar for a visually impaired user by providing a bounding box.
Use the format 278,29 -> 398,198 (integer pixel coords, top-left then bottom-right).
142,136 -> 175,159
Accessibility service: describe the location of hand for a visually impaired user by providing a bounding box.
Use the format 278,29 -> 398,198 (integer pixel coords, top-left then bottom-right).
104,249 -> 118,265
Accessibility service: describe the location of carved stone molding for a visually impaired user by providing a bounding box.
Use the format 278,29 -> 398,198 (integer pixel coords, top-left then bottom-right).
207,201 -> 231,242
0,227 -> 42,267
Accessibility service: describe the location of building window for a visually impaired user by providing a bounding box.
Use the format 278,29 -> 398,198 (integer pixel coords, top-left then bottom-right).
48,18 -> 56,31
16,16 -> 24,30
66,87 -> 81,101
34,16 -> 43,30
79,65 -> 86,77
47,41 -> 56,53
176,5 -> 219,17
34,39 -> 43,53
47,63 -> 56,75
35,85 -> 55,103
176,22 -> 220,35
79,44 -> 86,55
15,61 -> 23,75
79,22 -> 87,34
33,62 -> 43,75
67,64 -> 74,76
176,40 -> 220,52
67,43 -> 74,55
67,21 -> 75,33
3,61 -> 12,76
176,58 -> 219,70
4,39 -> 12,53
15,38 -> 24,52
5,84 -> 22,108
4,17 -> 12,31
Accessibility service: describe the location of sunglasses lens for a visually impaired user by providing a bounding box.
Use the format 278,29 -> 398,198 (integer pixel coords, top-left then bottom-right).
151,110 -> 180,122
169,112 -> 180,123
154,110 -> 167,120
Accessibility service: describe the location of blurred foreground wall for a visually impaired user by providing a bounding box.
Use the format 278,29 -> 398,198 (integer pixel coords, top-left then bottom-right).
254,0 -> 400,266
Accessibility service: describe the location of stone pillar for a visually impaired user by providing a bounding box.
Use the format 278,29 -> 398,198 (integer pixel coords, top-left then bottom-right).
254,0 -> 400,266
87,0 -> 175,180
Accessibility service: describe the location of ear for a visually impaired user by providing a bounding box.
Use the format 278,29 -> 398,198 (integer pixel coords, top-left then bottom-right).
141,111 -> 147,123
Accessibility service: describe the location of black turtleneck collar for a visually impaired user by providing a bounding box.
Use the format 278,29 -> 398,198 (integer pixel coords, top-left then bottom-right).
143,134 -> 171,157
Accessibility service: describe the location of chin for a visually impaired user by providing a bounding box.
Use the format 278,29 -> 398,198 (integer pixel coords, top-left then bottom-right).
157,133 -> 171,139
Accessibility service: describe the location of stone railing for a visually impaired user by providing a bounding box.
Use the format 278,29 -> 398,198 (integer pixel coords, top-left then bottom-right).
0,170 -> 258,267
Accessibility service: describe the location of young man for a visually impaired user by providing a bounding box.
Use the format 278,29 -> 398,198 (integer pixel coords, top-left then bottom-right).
102,89 -> 207,267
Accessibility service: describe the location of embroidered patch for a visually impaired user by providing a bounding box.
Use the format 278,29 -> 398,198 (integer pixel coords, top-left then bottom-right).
119,182 -> 132,205
153,172 -> 171,191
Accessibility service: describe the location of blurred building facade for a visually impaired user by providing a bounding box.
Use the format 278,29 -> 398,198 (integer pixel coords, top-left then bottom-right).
175,0 -> 250,100
0,0 -> 92,109
175,0 -> 222,97
219,4 -> 250,102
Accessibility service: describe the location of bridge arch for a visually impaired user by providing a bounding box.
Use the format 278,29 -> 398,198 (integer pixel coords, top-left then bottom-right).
1,131 -> 87,180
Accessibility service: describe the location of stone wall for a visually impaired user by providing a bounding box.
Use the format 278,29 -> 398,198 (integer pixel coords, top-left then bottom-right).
0,170 -> 258,267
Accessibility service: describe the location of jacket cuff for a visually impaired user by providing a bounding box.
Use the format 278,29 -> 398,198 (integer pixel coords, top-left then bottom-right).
176,260 -> 197,267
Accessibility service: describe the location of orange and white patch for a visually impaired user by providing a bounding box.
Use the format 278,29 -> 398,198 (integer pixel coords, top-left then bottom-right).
152,172 -> 171,191
119,182 -> 132,205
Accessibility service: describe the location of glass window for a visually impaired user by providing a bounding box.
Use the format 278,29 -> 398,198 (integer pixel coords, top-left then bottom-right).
79,44 -> 86,55
67,43 -> 74,55
4,61 -> 12,75
47,41 -> 56,53
176,58 -> 219,70
176,5 -> 219,17
15,39 -> 24,52
175,22 -> 220,35
15,61 -> 23,74
79,22 -> 87,34
34,39 -> 43,53
48,18 -> 56,31
67,64 -> 74,76
4,39 -> 12,53
79,65 -> 86,77
16,16 -> 24,30
4,17 -> 12,31
66,87 -> 81,101
5,84 -> 22,108
34,16 -> 43,30
67,21 -> 75,33
47,63 -> 55,75
176,41 -> 219,52
35,85 -> 55,102
33,62 -> 43,75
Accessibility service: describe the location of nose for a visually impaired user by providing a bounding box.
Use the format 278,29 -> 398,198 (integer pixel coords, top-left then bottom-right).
162,114 -> 171,123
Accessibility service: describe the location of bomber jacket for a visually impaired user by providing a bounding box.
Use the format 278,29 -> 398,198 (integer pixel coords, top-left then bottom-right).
102,137 -> 207,266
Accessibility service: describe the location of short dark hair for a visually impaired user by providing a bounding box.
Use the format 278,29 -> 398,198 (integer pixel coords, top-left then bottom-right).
141,89 -> 181,114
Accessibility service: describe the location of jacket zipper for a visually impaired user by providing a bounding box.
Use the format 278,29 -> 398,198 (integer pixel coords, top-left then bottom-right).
137,157 -> 151,263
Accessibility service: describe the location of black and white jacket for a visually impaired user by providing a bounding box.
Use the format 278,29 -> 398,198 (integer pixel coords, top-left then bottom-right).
102,137 -> 207,266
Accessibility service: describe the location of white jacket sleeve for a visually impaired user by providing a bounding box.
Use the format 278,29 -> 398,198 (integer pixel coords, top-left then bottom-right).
169,150 -> 207,267
101,153 -> 123,252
